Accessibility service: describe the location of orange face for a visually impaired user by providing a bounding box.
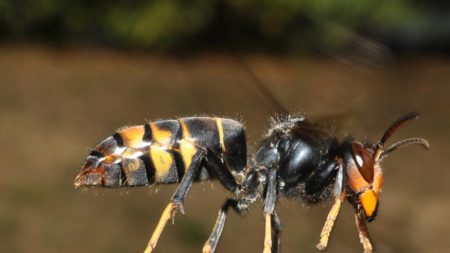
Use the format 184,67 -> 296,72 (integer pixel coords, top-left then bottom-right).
346,142 -> 383,221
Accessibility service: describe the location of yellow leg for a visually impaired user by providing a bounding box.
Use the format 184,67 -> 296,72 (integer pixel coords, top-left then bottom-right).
316,198 -> 343,250
355,213 -> 373,253
143,203 -> 181,253
263,213 -> 272,253
202,244 -> 213,253
202,209 -> 225,253
203,209 -> 226,253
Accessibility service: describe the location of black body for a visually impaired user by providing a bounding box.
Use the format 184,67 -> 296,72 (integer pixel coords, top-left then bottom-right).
76,113 -> 428,253
254,117 -> 340,200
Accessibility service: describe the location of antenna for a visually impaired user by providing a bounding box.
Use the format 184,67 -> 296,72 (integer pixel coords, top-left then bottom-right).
235,55 -> 289,115
373,112 -> 420,161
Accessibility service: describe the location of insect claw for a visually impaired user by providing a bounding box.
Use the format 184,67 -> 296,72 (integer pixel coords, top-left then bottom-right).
179,204 -> 186,215
316,243 -> 326,251
170,202 -> 185,224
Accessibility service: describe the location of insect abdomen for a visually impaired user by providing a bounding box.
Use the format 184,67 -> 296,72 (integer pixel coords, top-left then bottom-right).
83,117 -> 246,187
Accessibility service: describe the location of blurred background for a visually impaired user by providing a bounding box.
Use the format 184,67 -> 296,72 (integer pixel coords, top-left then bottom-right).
0,1 -> 449,253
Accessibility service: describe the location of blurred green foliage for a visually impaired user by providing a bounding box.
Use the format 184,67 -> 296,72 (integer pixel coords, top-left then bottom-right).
0,0 -> 441,53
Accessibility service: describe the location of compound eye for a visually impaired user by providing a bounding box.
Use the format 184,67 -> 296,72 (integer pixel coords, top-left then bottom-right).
351,142 -> 374,182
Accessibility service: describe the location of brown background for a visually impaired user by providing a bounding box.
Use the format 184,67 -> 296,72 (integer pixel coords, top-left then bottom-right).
0,46 -> 448,253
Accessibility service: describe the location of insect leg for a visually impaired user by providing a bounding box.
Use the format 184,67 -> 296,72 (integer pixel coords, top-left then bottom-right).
144,149 -> 205,253
202,148 -> 248,253
304,160 -> 340,195
271,211 -> 282,253
317,163 -> 344,251
263,169 -> 278,253
355,211 -> 373,253
203,149 -> 239,193
203,199 -> 239,253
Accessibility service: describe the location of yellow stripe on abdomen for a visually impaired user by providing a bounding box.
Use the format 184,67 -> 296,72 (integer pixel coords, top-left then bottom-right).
150,143 -> 174,181
150,143 -> 174,182
179,119 -> 198,171
147,122 -> 177,181
118,126 -> 146,148
150,122 -> 172,146
216,118 -> 226,153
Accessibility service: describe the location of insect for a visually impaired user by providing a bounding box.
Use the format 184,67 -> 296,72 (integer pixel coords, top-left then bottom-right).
74,112 -> 429,253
